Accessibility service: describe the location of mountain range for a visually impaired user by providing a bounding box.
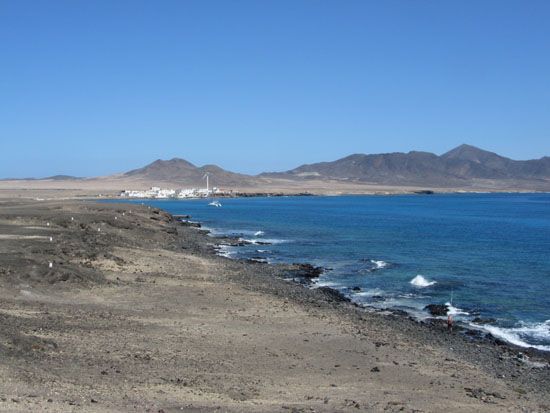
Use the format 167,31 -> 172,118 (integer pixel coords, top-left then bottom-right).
2,144 -> 549,192
261,144 -> 550,187
114,144 -> 550,190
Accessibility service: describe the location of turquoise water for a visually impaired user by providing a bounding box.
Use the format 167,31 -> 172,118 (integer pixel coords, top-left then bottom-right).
116,194 -> 550,350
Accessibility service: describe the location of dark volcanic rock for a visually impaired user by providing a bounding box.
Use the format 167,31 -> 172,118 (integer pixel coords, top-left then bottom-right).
180,220 -> 201,228
290,263 -> 324,279
424,304 -> 449,316
317,287 -> 350,303
472,317 -> 497,325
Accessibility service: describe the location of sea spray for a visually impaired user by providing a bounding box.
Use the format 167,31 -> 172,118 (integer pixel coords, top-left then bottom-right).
479,321 -> 550,352
444,302 -> 469,315
370,260 -> 388,270
410,275 -> 437,287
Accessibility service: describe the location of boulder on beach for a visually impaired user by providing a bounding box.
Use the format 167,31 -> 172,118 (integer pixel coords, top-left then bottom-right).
471,317 -> 497,325
317,287 -> 350,303
290,263 -> 325,279
424,304 -> 449,316
180,221 -> 201,228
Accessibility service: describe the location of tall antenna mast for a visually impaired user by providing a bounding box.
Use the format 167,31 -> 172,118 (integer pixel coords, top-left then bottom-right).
203,173 -> 210,195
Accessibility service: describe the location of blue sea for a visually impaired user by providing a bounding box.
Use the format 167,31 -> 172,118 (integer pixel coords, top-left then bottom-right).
116,194 -> 550,351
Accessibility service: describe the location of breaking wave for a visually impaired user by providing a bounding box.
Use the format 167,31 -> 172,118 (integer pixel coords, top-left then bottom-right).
353,288 -> 385,297
370,260 -> 388,269
356,259 -> 391,274
209,228 -> 266,238
410,275 -> 437,287
477,320 -> 550,352
444,302 -> 469,316
242,238 -> 288,245
215,245 -> 237,258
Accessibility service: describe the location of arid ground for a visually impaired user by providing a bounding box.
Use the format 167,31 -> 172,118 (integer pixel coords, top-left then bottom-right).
0,200 -> 549,412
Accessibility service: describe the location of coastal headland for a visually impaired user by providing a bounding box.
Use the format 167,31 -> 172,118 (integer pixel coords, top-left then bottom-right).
0,199 -> 549,412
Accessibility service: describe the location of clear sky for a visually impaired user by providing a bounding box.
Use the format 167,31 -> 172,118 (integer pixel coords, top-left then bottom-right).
1,1 -> 549,178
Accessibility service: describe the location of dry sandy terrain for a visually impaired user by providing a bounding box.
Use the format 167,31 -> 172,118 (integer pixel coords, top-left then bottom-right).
0,200 -> 549,412
1,176 -> 546,201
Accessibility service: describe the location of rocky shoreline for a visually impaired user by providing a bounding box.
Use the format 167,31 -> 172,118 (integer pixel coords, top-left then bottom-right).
0,199 -> 549,412
197,232 -> 550,409
126,203 -> 550,396
195,217 -> 550,363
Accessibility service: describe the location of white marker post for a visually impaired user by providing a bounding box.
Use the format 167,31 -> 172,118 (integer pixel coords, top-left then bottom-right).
49,237 -> 53,242
48,262 -> 53,269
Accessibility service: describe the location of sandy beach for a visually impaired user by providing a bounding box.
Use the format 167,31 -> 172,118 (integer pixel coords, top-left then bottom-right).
0,199 -> 549,412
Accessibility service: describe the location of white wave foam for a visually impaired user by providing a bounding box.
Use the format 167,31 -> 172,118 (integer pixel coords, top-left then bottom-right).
215,245 -> 237,258
211,229 -> 265,237
358,260 -> 390,274
205,228 -> 229,237
410,275 -> 436,287
248,257 -> 268,263
476,320 -> 550,352
444,302 -> 469,316
236,229 -> 265,237
353,288 -> 385,297
314,280 -> 342,288
242,238 -> 287,245
370,260 -> 388,269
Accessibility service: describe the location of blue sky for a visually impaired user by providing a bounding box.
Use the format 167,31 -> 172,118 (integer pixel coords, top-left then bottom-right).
1,1 -> 549,177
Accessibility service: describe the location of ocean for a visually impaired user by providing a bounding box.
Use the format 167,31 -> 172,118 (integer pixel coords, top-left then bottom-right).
116,193 -> 550,351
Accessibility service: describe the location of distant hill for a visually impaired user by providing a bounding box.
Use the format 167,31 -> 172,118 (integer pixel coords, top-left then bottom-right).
4,175 -> 83,181
119,145 -> 550,190
4,145 -> 548,193
261,144 -> 550,187
43,175 -> 83,181
122,158 -> 255,187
